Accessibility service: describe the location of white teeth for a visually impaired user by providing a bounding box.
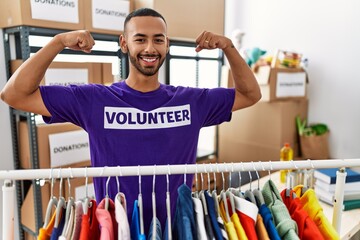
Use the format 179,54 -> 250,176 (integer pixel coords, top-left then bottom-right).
142,57 -> 156,62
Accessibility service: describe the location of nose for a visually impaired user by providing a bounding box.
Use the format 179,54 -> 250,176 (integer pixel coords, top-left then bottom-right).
144,40 -> 156,53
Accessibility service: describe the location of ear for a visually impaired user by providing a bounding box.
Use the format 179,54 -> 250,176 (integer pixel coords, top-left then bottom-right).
119,34 -> 128,53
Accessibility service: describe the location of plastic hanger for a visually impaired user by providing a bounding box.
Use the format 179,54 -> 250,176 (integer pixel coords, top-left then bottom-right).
54,169 -> 66,228
62,172 -> 75,237
83,167 -> 92,215
219,167 -> 231,222
286,160 -> 298,198
137,166 -> 144,235
244,165 -> 256,204
252,161 -> 265,207
43,169 -> 58,228
151,166 -> 157,240
105,176 -> 111,211
225,163 -> 236,215
166,165 -> 172,240
301,159 -> 314,195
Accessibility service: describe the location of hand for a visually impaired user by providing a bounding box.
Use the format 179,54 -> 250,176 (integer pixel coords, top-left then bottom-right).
56,30 -> 95,53
195,31 -> 233,52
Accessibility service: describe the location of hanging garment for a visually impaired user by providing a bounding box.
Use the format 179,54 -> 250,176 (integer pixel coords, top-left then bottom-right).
193,196 -> 208,239
115,192 -> 131,240
59,203 -> 75,240
148,217 -> 162,240
233,195 -> 258,240
281,189 -> 325,240
50,208 -> 66,240
261,180 -> 299,240
200,191 -> 216,240
173,184 -> 197,240
219,200 -> 241,240
212,191 -> 229,240
258,204 -> 281,240
70,201 -> 84,240
79,199 -> 100,240
255,214 -> 270,240
293,185 -> 340,240
226,196 -> 248,240
205,191 -> 225,240
96,197 -> 118,240
131,199 -> 147,240
38,210 -> 56,240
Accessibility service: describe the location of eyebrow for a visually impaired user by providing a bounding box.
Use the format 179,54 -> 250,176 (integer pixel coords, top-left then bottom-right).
133,33 -> 166,38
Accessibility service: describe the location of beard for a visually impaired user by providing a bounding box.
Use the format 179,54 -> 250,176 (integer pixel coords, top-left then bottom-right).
128,50 -> 166,77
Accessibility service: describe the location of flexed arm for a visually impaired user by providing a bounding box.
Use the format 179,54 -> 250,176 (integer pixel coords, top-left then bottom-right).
0,30 -> 95,116
195,31 -> 261,112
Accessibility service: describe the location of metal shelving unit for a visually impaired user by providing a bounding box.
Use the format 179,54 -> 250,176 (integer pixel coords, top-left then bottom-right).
3,26 -> 127,239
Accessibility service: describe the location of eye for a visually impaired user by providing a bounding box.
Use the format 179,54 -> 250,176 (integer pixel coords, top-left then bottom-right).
155,38 -> 165,44
135,38 -> 145,43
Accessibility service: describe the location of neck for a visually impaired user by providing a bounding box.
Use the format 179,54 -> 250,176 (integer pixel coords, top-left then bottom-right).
125,73 -> 160,93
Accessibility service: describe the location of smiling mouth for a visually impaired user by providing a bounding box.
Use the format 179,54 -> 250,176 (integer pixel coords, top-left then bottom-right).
140,56 -> 159,63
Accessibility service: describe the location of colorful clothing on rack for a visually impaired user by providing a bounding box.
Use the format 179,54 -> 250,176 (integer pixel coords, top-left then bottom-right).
173,184 -> 197,240
40,80 -> 235,234
258,204 -> 281,240
79,199 -> 100,240
115,192 -> 131,239
193,196 -> 208,239
200,191 -> 216,240
70,201 -> 84,240
261,180 -> 299,240
50,208 -> 66,240
293,185 -> 340,240
212,191 -> 229,240
96,197 -> 118,240
205,191 -> 224,240
131,199 -> 147,240
38,211 -> 56,240
281,189 -> 325,240
148,217 -> 162,240
219,200 -> 242,240
59,203 -> 75,239
255,214 -> 270,240
233,195 -> 258,240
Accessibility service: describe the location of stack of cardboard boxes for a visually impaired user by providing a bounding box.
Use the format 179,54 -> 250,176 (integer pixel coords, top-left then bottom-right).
219,65 -> 308,168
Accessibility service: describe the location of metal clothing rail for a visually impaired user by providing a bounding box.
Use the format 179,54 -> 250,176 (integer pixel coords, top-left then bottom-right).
0,158 -> 359,180
1,158 -> 359,240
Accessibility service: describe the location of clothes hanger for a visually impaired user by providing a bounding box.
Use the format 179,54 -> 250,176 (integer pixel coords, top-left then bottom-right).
62,171 -> 75,237
252,161 -> 265,207
83,167 -> 92,215
137,165 -> 144,235
54,169 -> 66,228
219,166 -> 231,222
285,160 -> 298,198
211,164 -> 221,217
244,164 -> 256,204
151,166 -> 157,240
225,163 -> 236,215
43,169 -> 58,228
193,164 -> 199,198
229,162 -> 245,199
166,165 -> 172,240
105,176 -> 111,211
301,159 -> 314,196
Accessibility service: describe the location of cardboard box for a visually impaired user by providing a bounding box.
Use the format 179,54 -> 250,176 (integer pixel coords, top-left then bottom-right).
134,0 -> 225,40
255,66 -> 308,102
21,180 -> 61,234
11,60 -> 104,86
0,0 -> 84,30
102,62 -> 115,85
19,121 -> 91,169
219,100 -> 308,163
84,0 -> 131,35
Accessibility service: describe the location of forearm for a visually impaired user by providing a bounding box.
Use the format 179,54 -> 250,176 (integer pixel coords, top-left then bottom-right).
224,45 -> 261,102
1,35 -> 64,103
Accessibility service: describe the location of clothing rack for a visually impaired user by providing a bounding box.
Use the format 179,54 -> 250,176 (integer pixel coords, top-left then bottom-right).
1,158 -> 359,239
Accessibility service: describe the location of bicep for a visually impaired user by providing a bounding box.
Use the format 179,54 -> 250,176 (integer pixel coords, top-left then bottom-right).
18,89 -> 51,117
231,90 -> 259,112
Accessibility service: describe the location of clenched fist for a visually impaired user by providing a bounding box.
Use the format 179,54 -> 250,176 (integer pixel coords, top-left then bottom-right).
55,30 -> 95,53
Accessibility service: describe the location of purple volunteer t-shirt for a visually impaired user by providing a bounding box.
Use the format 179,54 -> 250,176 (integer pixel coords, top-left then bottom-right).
40,80 -> 235,234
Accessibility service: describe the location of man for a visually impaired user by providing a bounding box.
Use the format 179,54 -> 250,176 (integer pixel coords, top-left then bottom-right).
1,8 -> 261,235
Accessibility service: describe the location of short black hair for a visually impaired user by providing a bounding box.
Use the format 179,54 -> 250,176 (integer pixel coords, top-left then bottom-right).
124,8 -> 167,31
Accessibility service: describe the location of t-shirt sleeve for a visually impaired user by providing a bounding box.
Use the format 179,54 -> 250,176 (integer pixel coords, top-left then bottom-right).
39,84 -> 94,129
198,87 -> 235,127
